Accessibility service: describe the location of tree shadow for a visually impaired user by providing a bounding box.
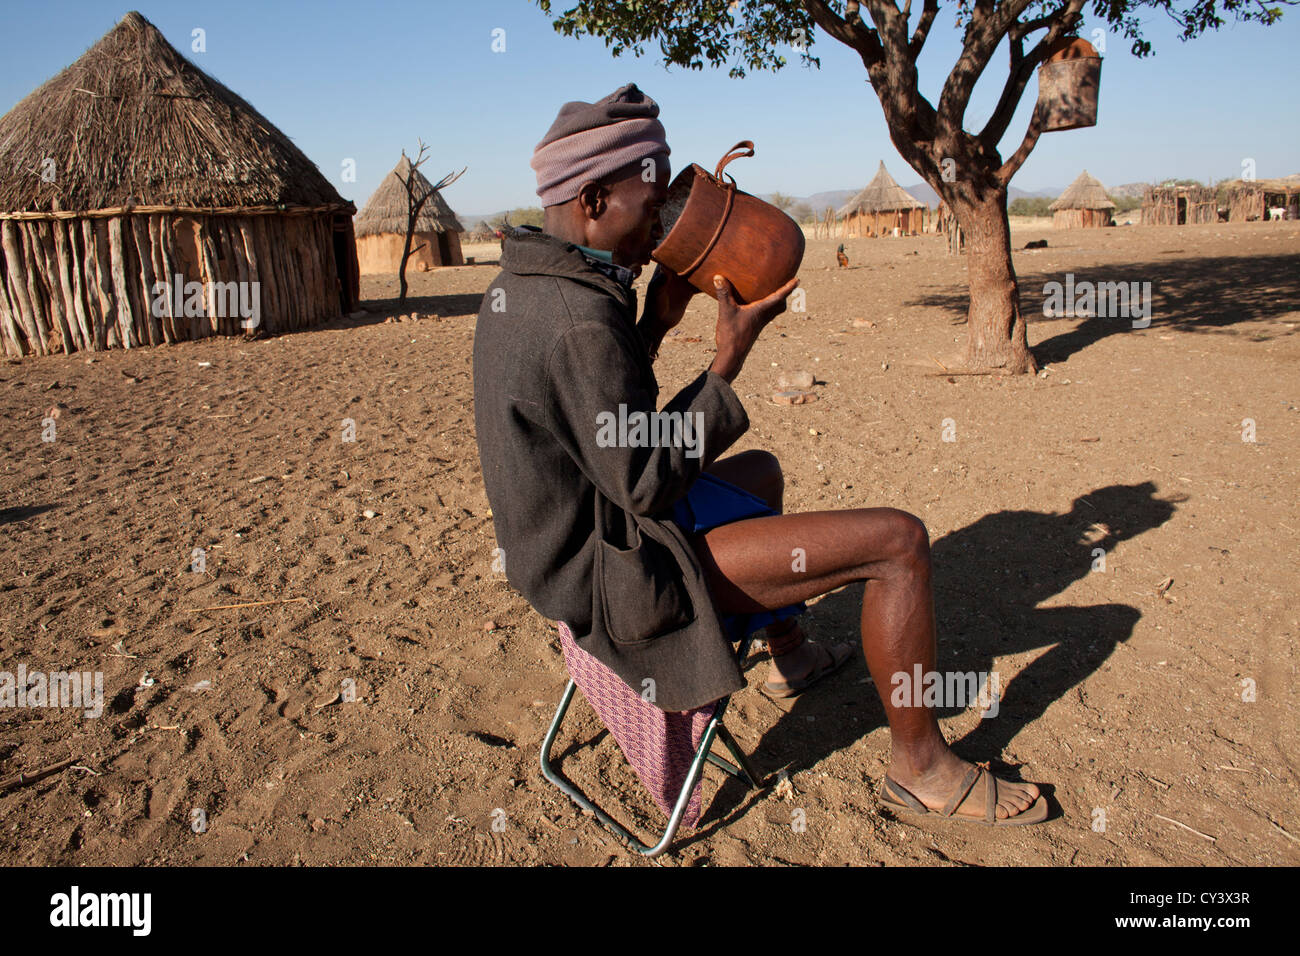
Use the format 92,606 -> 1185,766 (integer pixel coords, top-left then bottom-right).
0,503 -> 56,526
747,481 -> 1183,779
904,252 -> 1300,364
325,293 -> 486,329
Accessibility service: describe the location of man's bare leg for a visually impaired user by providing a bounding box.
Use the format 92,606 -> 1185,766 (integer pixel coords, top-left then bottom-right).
705,451 -> 849,687
691,508 -> 1044,822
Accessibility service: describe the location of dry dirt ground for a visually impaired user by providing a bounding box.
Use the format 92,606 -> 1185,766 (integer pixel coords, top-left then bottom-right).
1,222 -> 1297,867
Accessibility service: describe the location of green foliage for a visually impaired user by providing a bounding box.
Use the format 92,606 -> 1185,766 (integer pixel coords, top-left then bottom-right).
491,207 -> 545,231
1110,194 -> 1142,213
1009,196 -> 1054,218
534,0 -> 1290,73
768,191 -> 795,211
536,0 -> 817,77
790,202 -> 814,223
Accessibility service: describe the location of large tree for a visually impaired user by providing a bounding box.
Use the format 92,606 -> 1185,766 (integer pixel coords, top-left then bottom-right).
535,0 -> 1290,373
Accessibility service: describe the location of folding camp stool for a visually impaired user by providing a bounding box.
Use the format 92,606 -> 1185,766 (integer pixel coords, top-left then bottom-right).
540,620 -> 764,857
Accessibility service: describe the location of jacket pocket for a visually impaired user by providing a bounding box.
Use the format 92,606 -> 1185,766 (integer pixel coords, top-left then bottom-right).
596,525 -> 694,646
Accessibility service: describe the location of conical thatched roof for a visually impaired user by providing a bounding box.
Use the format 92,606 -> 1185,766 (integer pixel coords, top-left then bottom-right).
354,156 -> 463,238
1050,170 -> 1116,211
0,12 -> 349,212
838,162 -> 925,216
466,219 -> 496,240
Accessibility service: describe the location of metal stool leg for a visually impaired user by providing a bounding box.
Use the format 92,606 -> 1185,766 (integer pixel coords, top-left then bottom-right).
539,680 -> 757,858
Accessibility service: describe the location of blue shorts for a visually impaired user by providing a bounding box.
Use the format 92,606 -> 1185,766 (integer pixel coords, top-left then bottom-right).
670,473 -> 806,641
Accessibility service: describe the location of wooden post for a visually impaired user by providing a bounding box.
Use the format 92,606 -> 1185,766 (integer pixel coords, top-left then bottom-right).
210,221 -> 234,336
107,217 -> 137,348
65,222 -> 94,351
303,217 -> 324,324
2,221 -> 40,353
197,224 -> 221,338
283,217 -> 302,329
249,216 -> 280,333
270,218 -> 296,331
19,223 -> 53,354
0,250 -> 21,356
48,222 -> 84,352
89,220 -> 115,349
149,215 -> 175,343
131,215 -> 162,346
236,218 -> 263,334
34,221 -> 73,353
320,215 -> 343,319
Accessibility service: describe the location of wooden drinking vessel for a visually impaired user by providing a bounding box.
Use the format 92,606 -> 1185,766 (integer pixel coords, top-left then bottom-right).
652,141 -> 805,304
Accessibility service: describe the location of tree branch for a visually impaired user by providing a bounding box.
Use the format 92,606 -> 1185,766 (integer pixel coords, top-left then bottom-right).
996,105 -> 1042,185
937,0 -> 1037,132
853,0 -> 940,154
862,0 -> 910,57
909,0 -> 939,57
801,0 -> 886,67
1011,13 -> 1055,42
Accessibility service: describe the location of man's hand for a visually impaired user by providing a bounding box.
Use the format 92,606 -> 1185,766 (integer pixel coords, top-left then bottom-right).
708,274 -> 800,384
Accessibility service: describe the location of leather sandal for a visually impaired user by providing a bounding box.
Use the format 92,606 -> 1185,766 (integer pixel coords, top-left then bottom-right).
879,765 -> 1050,827
762,641 -> 854,699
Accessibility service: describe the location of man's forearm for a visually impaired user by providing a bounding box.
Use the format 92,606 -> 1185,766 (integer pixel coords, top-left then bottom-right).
637,297 -> 687,360
636,315 -> 670,359
708,347 -> 744,384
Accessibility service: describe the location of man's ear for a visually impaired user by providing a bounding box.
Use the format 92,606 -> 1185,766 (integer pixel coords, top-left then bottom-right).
575,180 -> 608,221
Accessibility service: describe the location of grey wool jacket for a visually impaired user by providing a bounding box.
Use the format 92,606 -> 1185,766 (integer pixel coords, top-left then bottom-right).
472,227 -> 750,712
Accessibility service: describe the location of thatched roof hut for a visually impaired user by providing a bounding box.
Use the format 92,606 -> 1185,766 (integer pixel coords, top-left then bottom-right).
354,156 -> 464,274
0,11 -> 359,356
1223,174 -> 1300,222
1049,171 -> 1116,228
837,162 -> 926,237
466,220 -> 497,242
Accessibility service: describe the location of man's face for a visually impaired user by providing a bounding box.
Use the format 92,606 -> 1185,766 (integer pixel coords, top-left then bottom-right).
587,152 -> 671,268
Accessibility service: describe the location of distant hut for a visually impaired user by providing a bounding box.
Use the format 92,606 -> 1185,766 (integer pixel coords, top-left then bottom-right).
837,162 -> 926,237
354,156 -> 464,274
1224,175 -> 1300,222
0,12 -> 360,357
466,220 -> 497,242
1140,183 -> 1218,226
1049,171 -> 1116,228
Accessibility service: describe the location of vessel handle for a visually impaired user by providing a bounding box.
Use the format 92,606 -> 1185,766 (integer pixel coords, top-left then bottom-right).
714,141 -> 755,181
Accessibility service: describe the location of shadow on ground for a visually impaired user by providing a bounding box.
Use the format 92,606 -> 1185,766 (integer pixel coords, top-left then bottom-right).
0,503 -> 57,526
691,480 -> 1183,836
905,253 -> 1300,364
327,292 -> 487,330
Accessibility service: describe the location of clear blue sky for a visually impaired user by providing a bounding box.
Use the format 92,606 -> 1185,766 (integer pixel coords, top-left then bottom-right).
2,0 -> 1297,215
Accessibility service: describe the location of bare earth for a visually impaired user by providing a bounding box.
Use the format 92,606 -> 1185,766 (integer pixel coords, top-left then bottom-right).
1,222 -> 1297,866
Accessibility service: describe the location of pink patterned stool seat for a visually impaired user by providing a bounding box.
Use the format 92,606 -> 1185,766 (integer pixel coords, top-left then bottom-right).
556,621 -> 718,829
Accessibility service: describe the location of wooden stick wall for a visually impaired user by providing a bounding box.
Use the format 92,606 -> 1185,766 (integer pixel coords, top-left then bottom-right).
0,212 -> 347,356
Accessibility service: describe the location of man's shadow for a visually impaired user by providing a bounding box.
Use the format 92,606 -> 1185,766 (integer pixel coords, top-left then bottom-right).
710,480 -> 1181,816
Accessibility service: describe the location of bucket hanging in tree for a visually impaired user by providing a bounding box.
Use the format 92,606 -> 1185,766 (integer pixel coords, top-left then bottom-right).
1036,36 -> 1102,132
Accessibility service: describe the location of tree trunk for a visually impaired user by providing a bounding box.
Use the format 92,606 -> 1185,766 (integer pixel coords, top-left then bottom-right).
950,186 -> 1037,374
398,220 -> 413,306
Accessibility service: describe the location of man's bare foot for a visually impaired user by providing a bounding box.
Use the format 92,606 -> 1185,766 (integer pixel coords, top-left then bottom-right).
886,751 -> 1043,822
